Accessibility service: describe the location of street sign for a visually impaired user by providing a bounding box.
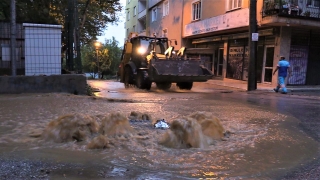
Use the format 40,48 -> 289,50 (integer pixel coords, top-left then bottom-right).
252,33 -> 259,41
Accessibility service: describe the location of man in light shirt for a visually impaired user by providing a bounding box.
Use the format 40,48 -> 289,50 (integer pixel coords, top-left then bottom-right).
273,56 -> 291,94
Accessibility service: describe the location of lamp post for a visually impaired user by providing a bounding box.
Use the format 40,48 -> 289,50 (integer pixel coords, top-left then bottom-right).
94,41 -> 101,79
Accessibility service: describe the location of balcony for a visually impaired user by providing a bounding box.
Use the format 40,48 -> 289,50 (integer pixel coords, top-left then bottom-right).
138,9 -> 146,20
262,0 -> 320,20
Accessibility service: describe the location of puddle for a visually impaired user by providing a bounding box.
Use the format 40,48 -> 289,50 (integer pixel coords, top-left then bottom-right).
0,93 -> 318,179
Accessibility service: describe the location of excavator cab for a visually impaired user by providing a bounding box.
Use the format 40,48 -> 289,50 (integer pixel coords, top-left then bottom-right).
146,39 -> 168,55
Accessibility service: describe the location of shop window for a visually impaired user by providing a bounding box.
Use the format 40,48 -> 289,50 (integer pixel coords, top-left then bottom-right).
227,0 -> 242,11
192,0 -> 201,21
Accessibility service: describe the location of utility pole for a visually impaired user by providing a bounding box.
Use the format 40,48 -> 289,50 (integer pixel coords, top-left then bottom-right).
94,42 -> 101,79
248,0 -> 258,91
74,0 -> 82,73
10,0 -> 16,76
96,48 -> 99,78
67,0 -> 75,71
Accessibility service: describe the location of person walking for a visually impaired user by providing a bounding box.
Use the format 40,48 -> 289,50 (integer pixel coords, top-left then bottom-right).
273,56 -> 290,94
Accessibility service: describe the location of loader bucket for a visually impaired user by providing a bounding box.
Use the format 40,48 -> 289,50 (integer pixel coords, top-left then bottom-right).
150,58 -> 213,82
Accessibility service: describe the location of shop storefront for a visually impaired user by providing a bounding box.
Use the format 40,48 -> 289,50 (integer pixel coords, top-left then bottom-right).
288,28 -> 320,85
189,29 -> 276,82
226,39 -> 249,80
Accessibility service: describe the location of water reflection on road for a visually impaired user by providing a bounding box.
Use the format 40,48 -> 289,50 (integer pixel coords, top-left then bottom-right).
0,80 -> 318,179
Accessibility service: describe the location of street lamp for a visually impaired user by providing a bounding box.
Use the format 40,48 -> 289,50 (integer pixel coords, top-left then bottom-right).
94,41 -> 101,79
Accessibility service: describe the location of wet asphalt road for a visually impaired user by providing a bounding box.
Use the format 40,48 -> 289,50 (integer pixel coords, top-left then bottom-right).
91,80 -> 320,180
0,80 -> 320,179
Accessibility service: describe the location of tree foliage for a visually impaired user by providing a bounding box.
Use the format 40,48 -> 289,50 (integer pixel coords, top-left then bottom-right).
81,37 -> 122,78
103,37 -> 122,75
0,0 -> 122,45
81,44 -> 98,74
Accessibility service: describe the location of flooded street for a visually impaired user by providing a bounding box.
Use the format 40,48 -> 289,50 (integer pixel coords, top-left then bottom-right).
0,80 -> 319,179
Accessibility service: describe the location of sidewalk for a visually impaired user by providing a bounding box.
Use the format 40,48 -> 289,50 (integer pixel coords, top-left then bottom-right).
207,78 -> 320,92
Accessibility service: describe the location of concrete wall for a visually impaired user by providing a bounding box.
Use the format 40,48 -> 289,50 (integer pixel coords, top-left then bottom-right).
0,75 -> 87,95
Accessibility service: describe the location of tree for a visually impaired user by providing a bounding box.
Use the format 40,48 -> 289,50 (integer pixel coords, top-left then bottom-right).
98,48 -> 110,79
0,0 -> 122,73
0,0 -> 122,45
81,43 -> 108,78
81,37 -> 122,79
103,37 -> 122,76
81,44 -> 96,74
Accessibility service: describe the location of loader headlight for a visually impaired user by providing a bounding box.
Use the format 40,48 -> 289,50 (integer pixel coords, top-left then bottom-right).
138,47 -> 146,54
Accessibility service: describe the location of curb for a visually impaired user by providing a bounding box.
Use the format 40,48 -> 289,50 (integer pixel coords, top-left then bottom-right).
288,88 -> 320,92
208,84 -> 320,93
247,88 -> 320,93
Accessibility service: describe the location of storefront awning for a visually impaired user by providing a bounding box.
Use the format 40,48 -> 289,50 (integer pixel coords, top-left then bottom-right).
185,48 -> 215,54
192,28 -> 276,44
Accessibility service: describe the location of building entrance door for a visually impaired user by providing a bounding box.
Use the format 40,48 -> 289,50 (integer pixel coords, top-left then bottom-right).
262,46 -> 274,83
200,55 -> 213,71
256,46 -> 264,83
216,48 -> 223,76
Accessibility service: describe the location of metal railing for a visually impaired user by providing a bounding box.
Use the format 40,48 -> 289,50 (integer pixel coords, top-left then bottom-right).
262,0 -> 320,19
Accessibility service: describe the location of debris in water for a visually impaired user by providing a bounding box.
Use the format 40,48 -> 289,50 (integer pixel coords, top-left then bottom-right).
41,114 -> 99,143
154,119 -> 170,129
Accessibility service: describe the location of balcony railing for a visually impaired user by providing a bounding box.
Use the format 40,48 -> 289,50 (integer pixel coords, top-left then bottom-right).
138,9 -> 146,19
263,0 -> 320,19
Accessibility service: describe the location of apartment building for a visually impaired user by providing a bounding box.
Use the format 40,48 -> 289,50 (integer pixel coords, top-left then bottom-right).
125,0 -> 184,46
124,0 -> 147,38
126,0 -> 320,86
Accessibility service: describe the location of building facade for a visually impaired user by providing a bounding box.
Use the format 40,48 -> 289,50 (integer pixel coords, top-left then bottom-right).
125,0 -> 320,86
124,0 -> 148,38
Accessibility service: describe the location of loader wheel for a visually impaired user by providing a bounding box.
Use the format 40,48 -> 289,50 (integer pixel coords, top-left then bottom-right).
156,82 -> 171,90
124,67 -> 134,88
176,82 -> 193,90
136,70 -> 152,90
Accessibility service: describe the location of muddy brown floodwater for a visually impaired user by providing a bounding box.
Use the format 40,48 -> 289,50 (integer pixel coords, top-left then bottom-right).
0,82 -> 318,179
